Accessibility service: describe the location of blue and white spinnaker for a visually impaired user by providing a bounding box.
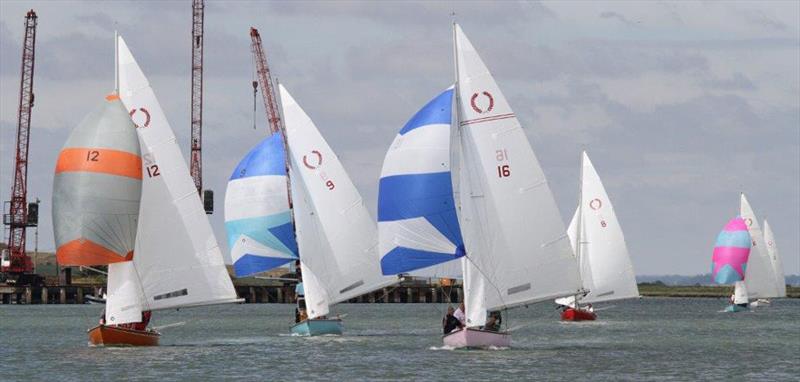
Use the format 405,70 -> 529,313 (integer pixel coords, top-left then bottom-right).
225,133 -> 298,277
378,87 -> 464,278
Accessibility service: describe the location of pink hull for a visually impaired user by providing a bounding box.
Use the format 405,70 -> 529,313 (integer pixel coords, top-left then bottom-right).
443,328 -> 511,349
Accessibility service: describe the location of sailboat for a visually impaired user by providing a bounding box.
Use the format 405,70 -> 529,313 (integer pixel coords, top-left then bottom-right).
555,152 -> 639,321
740,194 -> 785,305
444,23 -> 583,349
278,84 -> 397,336
711,216 -> 752,312
378,86 -> 464,279
760,219 -> 786,305
53,34 -> 239,346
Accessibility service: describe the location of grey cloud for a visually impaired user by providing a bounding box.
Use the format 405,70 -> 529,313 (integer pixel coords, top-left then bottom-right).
266,0 -> 557,26
0,20 -> 20,76
1,1 -> 797,274
702,72 -> 756,91
744,9 -> 788,32
523,79 -> 798,274
599,11 -> 641,27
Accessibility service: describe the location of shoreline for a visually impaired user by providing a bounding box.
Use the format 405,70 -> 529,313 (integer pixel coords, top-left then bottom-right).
1,283 -> 798,304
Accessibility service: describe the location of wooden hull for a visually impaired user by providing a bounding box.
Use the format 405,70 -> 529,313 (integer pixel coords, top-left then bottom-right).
290,318 -> 343,336
443,327 -> 511,349
561,307 -> 597,321
87,325 -> 160,346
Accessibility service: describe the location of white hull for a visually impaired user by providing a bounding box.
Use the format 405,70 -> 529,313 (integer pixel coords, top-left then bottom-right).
443,327 -> 510,349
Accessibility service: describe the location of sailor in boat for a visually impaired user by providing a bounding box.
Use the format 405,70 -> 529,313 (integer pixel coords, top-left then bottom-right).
586,304 -> 594,313
98,309 -> 152,331
454,302 -> 466,327
483,311 -> 502,332
442,306 -> 464,334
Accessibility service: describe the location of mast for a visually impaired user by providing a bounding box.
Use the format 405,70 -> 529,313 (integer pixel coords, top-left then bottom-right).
114,31 -> 119,94
574,151 -> 585,306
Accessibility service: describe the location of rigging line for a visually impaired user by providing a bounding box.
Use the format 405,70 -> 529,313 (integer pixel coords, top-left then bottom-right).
463,252 -> 506,307
372,285 -> 399,304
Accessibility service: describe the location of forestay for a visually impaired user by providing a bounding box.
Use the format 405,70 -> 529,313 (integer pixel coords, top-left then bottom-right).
279,84 -> 396,319
225,133 -> 298,277
740,194 -> 780,298
762,219 -> 786,297
108,36 -> 238,323
378,87 -> 464,278
453,24 -> 582,327
564,152 -> 639,304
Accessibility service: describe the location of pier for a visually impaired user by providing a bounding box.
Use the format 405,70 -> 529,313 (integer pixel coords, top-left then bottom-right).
0,284 -> 463,305
3,283 -> 798,305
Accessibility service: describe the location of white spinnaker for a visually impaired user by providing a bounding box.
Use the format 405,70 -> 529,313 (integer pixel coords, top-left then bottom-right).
454,24 -> 582,327
733,281 -> 749,305
113,36 -> 238,321
573,152 -> 639,304
740,194 -> 780,299
763,219 -> 786,297
280,84 -> 396,319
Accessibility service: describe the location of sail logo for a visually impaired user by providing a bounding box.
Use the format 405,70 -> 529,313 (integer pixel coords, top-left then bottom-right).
303,150 -> 335,190
129,107 -> 151,128
744,217 -> 753,227
589,199 -> 602,210
470,91 -> 494,114
302,150 -> 323,169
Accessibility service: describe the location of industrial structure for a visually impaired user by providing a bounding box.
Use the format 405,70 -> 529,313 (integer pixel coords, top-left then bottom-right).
249,27 -> 282,135
189,0 -> 215,214
189,0 -> 204,197
2,10 -> 40,284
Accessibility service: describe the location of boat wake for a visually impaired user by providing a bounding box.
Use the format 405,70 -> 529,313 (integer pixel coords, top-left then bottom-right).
428,345 -> 510,351
429,345 -> 456,351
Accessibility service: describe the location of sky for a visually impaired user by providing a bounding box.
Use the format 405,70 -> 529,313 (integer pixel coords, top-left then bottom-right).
0,0 -> 798,276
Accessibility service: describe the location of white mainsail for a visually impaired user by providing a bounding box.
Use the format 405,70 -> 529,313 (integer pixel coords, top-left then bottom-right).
740,194 -> 780,299
107,35 -> 238,324
558,152 -> 639,305
763,219 -> 786,297
279,84 -> 396,319
453,24 -> 582,327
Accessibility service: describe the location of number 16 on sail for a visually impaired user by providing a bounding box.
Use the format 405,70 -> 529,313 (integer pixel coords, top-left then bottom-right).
496,149 -> 510,178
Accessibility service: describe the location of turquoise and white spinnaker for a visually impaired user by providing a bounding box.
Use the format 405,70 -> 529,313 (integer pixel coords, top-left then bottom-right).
378,87 -> 464,278
224,133 -> 298,277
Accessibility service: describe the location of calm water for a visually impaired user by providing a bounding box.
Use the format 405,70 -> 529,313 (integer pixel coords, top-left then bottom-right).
1,298 -> 798,381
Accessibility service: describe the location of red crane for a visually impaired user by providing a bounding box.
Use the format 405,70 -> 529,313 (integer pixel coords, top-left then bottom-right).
249,27 -> 282,134
249,27 -> 293,211
189,0 -> 204,197
2,10 -> 38,279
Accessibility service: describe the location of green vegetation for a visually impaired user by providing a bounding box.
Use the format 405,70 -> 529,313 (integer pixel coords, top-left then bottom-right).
638,282 -> 800,298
